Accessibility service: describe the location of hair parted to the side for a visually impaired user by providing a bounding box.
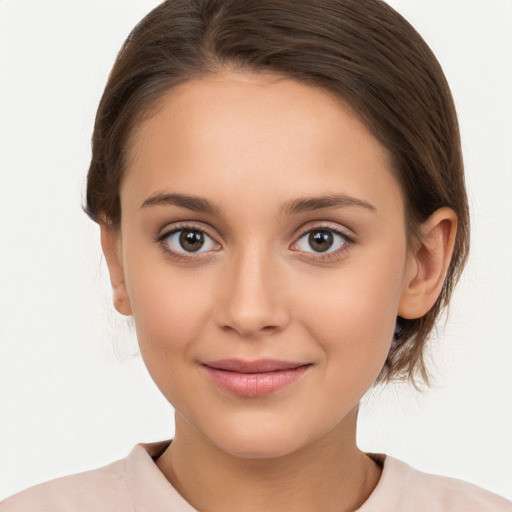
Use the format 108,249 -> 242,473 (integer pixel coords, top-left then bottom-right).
85,0 -> 470,386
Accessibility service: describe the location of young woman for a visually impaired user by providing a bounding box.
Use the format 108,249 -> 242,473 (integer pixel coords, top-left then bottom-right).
1,1 -> 510,510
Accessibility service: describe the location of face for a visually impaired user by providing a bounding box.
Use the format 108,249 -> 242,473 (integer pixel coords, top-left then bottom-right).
112,71 -> 415,458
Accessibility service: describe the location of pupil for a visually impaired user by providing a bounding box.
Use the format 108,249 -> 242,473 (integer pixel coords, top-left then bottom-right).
309,231 -> 333,252
179,230 -> 204,252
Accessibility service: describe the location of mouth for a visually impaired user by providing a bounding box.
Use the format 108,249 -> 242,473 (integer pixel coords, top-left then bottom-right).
201,359 -> 313,398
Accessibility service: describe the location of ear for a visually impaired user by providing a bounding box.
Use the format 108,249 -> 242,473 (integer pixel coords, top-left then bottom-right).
398,207 -> 457,319
100,222 -> 132,316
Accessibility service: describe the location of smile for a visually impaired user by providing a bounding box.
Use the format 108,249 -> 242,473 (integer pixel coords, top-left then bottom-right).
201,359 -> 313,398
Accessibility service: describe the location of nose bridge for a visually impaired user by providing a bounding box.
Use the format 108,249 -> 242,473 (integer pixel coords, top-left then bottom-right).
216,242 -> 288,337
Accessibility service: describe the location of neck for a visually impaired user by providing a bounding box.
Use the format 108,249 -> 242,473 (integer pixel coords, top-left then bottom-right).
156,408 -> 382,512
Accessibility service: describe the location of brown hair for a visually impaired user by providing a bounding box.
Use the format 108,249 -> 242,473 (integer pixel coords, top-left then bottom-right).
85,0 -> 470,386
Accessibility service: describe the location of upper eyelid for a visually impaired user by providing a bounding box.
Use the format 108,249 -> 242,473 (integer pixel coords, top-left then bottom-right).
293,222 -> 355,242
157,221 -> 217,240
292,226 -> 352,251
157,221 -> 354,245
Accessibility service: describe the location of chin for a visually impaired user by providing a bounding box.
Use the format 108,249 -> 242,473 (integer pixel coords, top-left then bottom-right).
201,414 -> 322,460
216,433 -> 305,460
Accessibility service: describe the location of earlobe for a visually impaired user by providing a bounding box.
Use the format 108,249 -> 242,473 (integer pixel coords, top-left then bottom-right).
398,207 -> 457,319
100,222 -> 133,316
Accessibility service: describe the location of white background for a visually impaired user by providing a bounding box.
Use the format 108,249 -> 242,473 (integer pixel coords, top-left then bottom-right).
1,0 -> 511,502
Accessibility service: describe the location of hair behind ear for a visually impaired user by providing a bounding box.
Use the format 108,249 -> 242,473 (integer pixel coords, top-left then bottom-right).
378,207 -> 458,387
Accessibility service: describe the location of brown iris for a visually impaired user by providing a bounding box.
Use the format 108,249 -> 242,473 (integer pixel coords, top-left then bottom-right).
308,230 -> 334,252
179,230 -> 205,252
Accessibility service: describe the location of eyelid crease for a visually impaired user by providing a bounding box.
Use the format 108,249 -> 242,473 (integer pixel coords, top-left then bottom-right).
155,220 -> 355,244
296,227 -> 352,243
291,220 -> 356,244
155,221 -> 217,243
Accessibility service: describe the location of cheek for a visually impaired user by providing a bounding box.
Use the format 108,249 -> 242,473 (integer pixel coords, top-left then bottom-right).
124,256 -> 213,375
295,255 -> 405,381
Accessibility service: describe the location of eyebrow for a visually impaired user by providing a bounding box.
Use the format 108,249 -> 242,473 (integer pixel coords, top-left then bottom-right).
141,192 -> 222,216
280,194 -> 377,216
140,192 -> 377,216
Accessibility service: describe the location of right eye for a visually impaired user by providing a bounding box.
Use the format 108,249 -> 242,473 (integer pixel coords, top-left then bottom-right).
294,229 -> 348,254
161,228 -> 219,256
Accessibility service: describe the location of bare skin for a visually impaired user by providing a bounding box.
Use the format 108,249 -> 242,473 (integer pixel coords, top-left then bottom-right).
101,70 -> 457,511
157,408 -> 381,512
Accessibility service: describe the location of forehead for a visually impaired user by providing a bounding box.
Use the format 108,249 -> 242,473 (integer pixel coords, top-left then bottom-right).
121,71 -> 401,218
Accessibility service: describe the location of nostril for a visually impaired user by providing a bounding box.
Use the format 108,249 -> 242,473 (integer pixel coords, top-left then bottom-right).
220,322 -> 282,338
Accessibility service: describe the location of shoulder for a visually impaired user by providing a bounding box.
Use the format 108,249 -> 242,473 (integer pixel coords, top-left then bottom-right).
0,458 -> 133,512
0,441 -> 175,512
402,461 -> 512,511
362,455 -> 512,512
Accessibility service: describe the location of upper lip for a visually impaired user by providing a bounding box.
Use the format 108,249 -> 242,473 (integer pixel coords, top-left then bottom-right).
202,359 -> 310,373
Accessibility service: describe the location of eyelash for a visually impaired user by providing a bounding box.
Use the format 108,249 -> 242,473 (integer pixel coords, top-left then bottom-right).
156,222 -> 354,262
293,225 -> 354,262
156,222 -> 218,262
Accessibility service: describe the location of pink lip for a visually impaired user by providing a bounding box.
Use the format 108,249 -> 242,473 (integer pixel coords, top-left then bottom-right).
202,359 -> 312,398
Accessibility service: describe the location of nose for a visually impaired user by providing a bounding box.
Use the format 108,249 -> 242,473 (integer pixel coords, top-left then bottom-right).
214,248 -> 290,338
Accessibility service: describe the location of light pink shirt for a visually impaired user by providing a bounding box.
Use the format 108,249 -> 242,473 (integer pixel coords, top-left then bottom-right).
1,440 -> 510,511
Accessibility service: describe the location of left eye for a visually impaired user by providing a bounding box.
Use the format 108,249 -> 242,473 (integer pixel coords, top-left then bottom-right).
294,229 -> 348,253
163,229 -> 218,253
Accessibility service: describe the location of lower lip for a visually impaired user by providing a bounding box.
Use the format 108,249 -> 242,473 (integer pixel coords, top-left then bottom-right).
203,365 -> 311,398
